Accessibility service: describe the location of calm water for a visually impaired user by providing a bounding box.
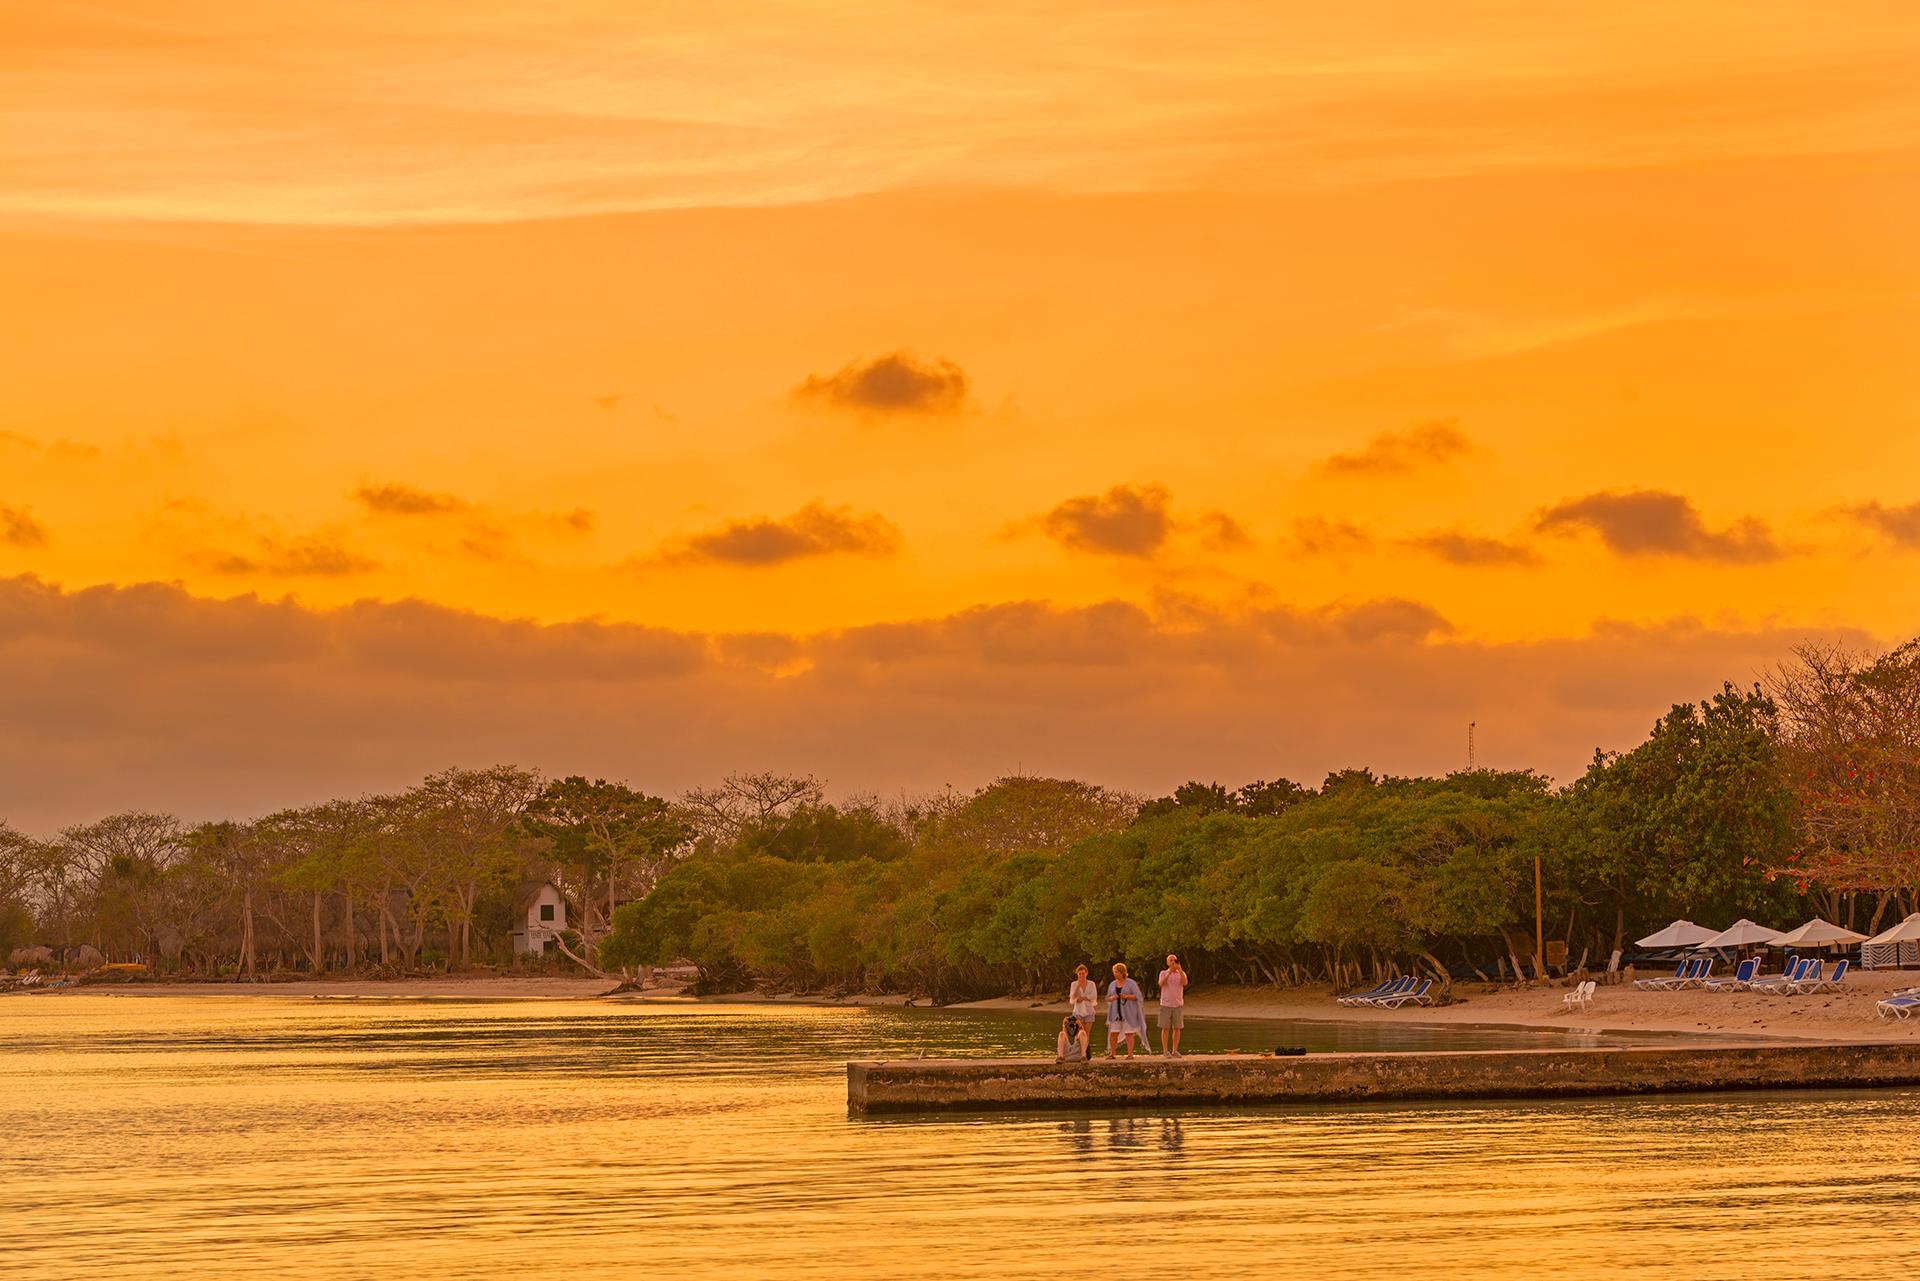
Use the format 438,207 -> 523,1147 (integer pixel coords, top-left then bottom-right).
4,996 -> 1918,1279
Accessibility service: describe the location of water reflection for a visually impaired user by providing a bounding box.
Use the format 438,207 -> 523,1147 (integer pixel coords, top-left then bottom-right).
3,995 -> 1917,1280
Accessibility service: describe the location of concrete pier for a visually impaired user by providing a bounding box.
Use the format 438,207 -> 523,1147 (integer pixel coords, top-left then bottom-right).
847,1042 -> 1920,1114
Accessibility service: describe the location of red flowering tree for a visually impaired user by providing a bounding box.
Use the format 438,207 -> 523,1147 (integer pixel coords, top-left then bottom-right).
1773,639 -> 1920,928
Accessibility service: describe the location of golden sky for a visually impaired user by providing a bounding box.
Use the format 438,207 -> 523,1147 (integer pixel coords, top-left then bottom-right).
1,1 -> 1917,826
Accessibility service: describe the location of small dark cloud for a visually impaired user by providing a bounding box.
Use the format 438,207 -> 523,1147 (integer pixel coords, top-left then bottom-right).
1844,500 -> 1920,547
1291,517 -> 1374,556
659,501 -> 902,567
1196,510 -> 1252,551
1319,419 -> 1474,476
1041,483 -> 1173,557
206,530 -> 378,577
1536,490 -> 1779,563
355,484 -> 593,564
1404,529 -> 1543,567
2,505 -> 50,549
594,394 -> 624,413
792,351 -> 971,415
354,483 -> 469,517
457,521 -> 517,565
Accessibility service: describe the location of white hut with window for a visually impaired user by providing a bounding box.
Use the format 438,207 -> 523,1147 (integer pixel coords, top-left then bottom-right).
511,881 -> 570,956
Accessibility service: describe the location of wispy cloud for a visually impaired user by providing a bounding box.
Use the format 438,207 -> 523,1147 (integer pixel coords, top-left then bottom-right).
1843,500 -> 1920,548
203,530 -> 378,577
653,502 -> 902,567
0,432 -> 101,463
1536,490 -> 1780,563
1403,529 -> 1543,567
1318,420 -> 1474,476
2,506 -> 50,549
353,482 -> 595,563
353,483 -> 468,517
1196,510 -> 1252,551
1290,517 -> 1374,557
793,351 -> 971,415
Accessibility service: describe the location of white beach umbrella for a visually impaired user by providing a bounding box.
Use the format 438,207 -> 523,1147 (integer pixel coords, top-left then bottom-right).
1636,919 -> 1719,948
1694,919 -> 1784,950
1866,914 -> 1920,947
1767,918 -> 1868,948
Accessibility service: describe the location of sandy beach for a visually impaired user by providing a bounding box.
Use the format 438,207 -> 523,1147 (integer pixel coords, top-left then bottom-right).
23,969 -> 1920,1043
948,968 -> 1920,1043
51,975 -> 620,1000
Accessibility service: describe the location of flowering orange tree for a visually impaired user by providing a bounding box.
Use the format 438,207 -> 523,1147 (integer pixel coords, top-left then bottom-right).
1773,640 -> 1920,920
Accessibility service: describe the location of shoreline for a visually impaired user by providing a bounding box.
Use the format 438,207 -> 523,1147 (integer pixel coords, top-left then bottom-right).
31,968 -> 1920,1043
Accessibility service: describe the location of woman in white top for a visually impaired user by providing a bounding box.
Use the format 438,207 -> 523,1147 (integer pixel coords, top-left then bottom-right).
1068,964 -> 1098,1048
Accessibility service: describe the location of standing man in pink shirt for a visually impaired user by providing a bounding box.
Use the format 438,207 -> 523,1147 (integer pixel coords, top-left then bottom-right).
1157,953 -> 1188,1057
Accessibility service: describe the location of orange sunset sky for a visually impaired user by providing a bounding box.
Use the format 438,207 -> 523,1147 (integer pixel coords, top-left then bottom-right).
2,1 -> 1917,830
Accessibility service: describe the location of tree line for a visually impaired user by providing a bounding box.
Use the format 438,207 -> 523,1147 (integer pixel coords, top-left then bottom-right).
6,639 -> 1919,992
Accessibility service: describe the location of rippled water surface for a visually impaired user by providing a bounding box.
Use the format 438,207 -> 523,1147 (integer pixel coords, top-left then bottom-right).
5,995 -> 1919,1279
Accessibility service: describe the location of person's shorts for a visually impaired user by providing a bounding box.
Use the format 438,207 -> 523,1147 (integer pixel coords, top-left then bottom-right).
1156,1006 -> 1184,1029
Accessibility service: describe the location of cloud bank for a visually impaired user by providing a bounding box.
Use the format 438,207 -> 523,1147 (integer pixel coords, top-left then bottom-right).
0,574 -> 1866,832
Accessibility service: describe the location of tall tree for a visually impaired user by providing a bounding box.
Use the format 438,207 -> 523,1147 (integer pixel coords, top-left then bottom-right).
416,766 -> 544,968
186,820 -> 271,977
521,775 -> 690,975
0,821 -> 38,954
1570,684 -> 1799,946
1773,640 -> 1920,922
60,812 -> 185,960
679,773 -> 823,848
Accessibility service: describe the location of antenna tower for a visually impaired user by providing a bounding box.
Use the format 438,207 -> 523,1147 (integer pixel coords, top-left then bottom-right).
1467,721 -> 1476,771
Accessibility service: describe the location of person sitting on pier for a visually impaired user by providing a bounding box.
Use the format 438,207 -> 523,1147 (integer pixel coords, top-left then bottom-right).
1105,962 -> 1149,1058
1056,1013 -> 1090,1063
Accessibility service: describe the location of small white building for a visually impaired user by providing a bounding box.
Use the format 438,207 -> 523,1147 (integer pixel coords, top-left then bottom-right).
511,881 -> 570,956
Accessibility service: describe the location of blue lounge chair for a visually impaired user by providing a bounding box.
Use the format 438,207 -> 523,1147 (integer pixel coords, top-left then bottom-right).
1337,977 -> 1400,1007
1802,959 -> 1848,993
1651,957 -> 1709,990
1783,959 -> 1826,994
1750,957 -> 1814,993
1634,958 -> 1690,991
1375,978 -> 1432,1009
1702,957 -> 1758,991
1764,959 -> 1822,995
1876,993 -> 1920,1020
1676,958 -> 1716,989
1349,976 -> 1416,1008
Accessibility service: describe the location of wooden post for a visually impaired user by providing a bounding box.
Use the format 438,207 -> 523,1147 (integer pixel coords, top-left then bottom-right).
1534,856 -> 1546,980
